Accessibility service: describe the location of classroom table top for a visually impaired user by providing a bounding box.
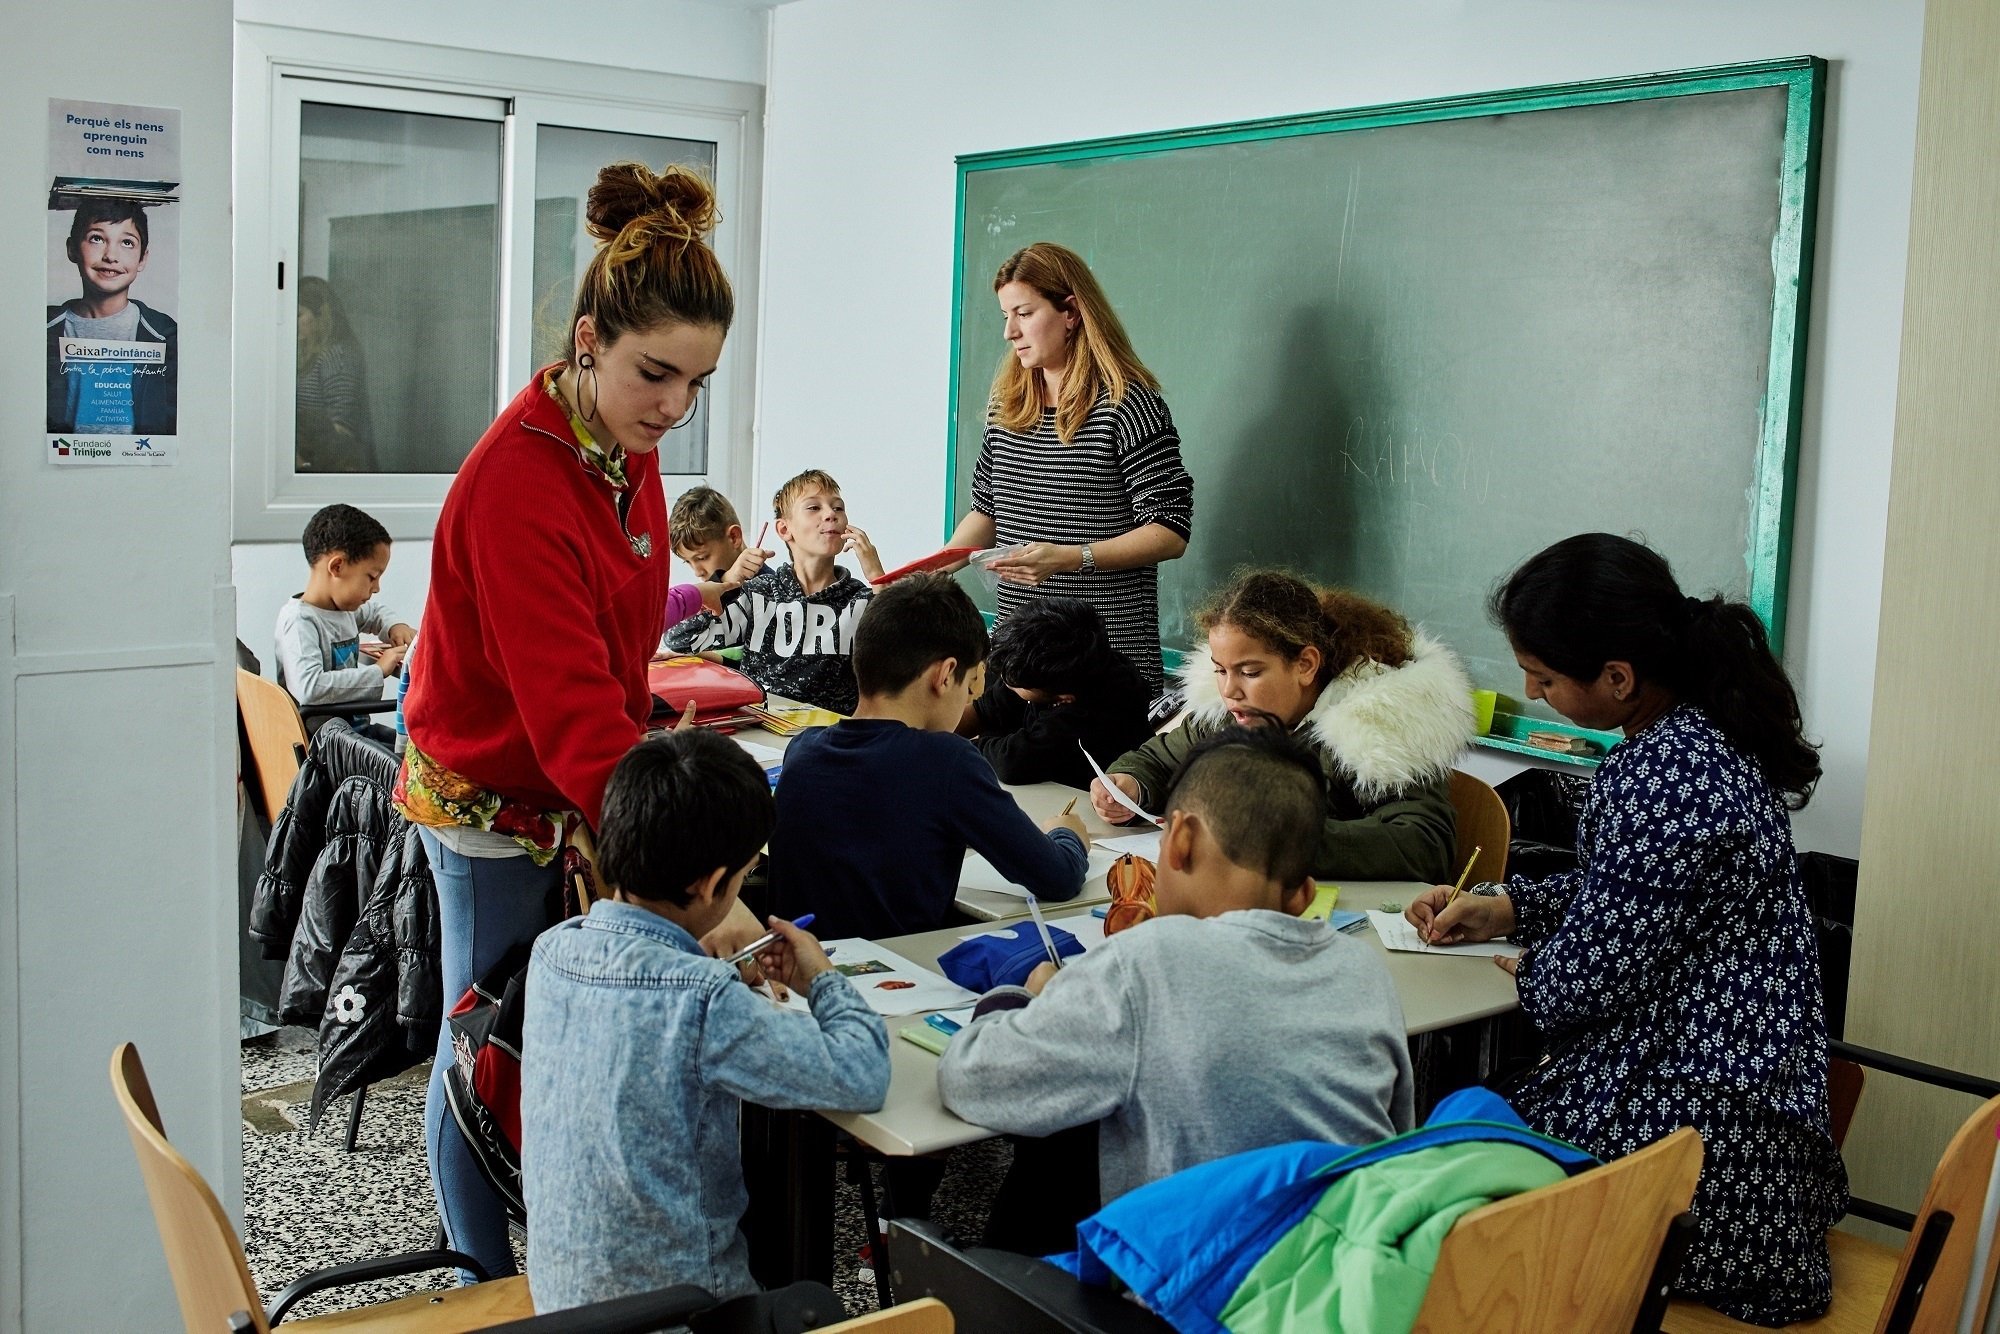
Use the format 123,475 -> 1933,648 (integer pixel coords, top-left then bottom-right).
816,887 -> 1524,1158
722,701 -> 1132,920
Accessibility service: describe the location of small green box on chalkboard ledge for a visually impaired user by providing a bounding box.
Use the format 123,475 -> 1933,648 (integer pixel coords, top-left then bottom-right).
1474,702 -> 1619,769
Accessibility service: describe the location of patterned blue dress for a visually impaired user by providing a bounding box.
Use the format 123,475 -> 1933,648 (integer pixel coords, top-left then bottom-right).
1504,704 -> 1848,1326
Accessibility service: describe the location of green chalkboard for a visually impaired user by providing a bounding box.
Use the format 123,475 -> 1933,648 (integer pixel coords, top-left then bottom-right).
948,59 -> 1823,754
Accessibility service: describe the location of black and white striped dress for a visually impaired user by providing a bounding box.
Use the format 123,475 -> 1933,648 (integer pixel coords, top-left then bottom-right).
972,386 -> 1194,693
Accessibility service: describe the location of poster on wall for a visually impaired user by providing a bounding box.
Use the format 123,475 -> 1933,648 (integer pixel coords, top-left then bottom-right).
45,98 -> 181,467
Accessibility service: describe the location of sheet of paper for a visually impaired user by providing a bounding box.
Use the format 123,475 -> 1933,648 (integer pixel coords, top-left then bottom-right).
1079,742 -> 1163,826
733,737 -> 785,769
1367,910 -> 1523,958
960,914 -> 1108,953
1096,831 -> 1163,860
959,846 -> 1118,898
807,939 -> 979,1016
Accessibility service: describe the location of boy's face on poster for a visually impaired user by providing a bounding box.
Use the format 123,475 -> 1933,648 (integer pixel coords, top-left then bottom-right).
70,217 -> 147,298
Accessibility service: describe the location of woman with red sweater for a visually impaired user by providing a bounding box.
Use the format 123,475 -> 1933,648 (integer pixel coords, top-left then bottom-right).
395,161 -> 741,1280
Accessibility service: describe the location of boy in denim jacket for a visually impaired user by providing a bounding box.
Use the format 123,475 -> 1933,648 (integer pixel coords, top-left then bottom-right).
521,728 -> 889,1311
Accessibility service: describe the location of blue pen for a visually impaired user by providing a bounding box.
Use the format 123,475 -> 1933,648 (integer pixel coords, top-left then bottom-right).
722,912 -> 815,967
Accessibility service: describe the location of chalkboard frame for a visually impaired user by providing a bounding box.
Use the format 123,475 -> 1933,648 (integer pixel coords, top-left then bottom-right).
944,57 -> 1826,749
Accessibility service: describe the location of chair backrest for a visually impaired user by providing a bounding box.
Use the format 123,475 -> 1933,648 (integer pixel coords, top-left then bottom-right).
818,1298 -> 955,1332
237,668 -> 309,829
108,1044 -> 271,1334
1879,1093 -> 2000,1334
1828,1054 -> 1866,1151
1413,1126 -> 1703,1333
1447,769 -> 1511,887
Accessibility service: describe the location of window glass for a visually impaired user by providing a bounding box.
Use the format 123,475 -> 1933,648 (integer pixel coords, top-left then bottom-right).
532,125 -> 717,474
296,103 -> 502,474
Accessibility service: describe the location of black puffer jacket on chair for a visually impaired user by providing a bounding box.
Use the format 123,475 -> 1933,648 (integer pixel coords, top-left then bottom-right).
248,721 -> 441,1127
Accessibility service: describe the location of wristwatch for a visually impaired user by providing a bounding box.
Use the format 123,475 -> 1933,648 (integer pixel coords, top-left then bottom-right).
1078,544 -> 1096,574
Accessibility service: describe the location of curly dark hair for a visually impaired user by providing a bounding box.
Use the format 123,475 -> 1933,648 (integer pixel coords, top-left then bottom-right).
301,503 -> 390,566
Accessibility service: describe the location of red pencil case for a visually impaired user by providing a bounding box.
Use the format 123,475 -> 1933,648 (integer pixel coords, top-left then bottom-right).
647,655 -> 766,725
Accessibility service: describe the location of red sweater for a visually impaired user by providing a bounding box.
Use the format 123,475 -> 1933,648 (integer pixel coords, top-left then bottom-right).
406,372 -> 668,828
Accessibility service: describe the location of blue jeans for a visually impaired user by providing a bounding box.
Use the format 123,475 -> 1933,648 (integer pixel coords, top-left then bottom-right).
419,828 -> 558,1281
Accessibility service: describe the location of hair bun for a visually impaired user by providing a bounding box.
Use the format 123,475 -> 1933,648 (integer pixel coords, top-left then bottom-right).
585,162 -> 721,249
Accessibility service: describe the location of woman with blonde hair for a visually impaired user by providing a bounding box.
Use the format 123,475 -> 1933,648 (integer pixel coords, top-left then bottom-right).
396,160 -> 761,1281
947,242 -> 1195,694
1092,569 -> 1474,882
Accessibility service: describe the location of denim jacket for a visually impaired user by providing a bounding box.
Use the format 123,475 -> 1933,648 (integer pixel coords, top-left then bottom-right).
521,902 -> 889,1311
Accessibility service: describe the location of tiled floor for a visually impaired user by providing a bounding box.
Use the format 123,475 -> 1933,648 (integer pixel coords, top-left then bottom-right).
240,1027 -> 1011,1321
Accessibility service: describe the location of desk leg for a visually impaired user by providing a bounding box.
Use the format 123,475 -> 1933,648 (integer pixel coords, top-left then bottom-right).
741,1104 -> 835,1289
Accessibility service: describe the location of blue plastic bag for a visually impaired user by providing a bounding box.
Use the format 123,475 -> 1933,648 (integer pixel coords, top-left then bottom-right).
937,923 -> 1085,991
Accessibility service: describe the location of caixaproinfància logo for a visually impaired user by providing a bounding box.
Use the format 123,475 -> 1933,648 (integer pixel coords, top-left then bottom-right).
51,437 -> 112,460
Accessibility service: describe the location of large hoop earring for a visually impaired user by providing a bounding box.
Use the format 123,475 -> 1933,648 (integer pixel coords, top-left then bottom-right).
666,384 -> 704,431
576,352 -> 600,423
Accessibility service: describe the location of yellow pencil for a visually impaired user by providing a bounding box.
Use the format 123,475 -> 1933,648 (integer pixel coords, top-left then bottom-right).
1442,846 -> 1482,910
1061,797 -> 1078,817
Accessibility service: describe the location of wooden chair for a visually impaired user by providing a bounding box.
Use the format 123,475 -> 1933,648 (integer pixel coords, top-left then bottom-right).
890,1129 -> 1700,1334
817,1300 -> 954,1332
1413,1126 -> 1704,1332
1447,769 -> 1511,886
237,668 -> 312,831
111,1042 -> 533,1332
1660,1093 -> 2000,1334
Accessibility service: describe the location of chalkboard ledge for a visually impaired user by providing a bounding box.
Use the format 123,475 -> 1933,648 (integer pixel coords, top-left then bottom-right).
1474,712 -> 1621,770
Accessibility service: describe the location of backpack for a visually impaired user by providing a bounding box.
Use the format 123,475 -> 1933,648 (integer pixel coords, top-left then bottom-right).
442,942 -> 535,1224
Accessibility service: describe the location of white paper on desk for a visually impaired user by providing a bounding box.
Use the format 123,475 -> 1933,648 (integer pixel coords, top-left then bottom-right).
1097,830 -> 1163,861
808,939 -> 979,1016
1367,911 -> 1523,958
961,914 -> 1108,953
960,846 -> 1118,898
1079,742 -> 1163,826
733,737 -> 785,769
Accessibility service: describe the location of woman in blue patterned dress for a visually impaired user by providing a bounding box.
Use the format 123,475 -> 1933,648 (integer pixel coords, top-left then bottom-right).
1407,533 -> 1846,1326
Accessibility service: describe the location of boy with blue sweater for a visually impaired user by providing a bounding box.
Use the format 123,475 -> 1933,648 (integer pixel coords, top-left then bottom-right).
770,573 -> 1089,940
521,729 -> 889,1312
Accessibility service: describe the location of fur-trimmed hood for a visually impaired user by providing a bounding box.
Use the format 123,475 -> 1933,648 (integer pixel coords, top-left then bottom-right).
1178,631 -> 1476,802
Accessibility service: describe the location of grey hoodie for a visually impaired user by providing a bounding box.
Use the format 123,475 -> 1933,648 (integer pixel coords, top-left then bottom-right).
937,909 -> 1415,1204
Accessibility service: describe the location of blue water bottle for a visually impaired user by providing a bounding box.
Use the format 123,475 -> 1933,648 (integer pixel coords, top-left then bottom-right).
395,637 -> 413,753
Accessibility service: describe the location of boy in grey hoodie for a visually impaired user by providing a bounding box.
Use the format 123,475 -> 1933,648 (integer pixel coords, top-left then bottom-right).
937,725 -> 1415,1238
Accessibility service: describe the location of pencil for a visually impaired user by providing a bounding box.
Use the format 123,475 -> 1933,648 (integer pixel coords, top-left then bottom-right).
1442,846 -> 1482,910
755,521 -> 770,548
1061,797 -> 1078,817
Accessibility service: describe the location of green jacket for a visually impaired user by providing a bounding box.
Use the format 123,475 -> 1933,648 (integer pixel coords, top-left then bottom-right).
1108,633 -> 1474,883
1218,1140 -> 1571,1334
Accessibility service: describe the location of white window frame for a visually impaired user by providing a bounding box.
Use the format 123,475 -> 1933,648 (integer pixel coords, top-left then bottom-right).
233,22 -> 763,542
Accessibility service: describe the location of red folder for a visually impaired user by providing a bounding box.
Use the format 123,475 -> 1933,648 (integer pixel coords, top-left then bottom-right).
646,655 -> 765,726
869,546 -> 982,586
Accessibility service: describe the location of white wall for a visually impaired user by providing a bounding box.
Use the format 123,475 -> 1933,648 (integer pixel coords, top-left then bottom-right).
758,0 -> 1925,858
0,0 -> 237,1328
230,0 -> 770,668
234,0 -> 769,86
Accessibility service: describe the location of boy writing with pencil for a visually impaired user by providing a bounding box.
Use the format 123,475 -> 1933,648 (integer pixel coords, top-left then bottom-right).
521,728 -> 888,1311
769,572 -> 1089,940
938,725 -> 1414,1249
665,469 -> 883,713
668,484 -> 769,586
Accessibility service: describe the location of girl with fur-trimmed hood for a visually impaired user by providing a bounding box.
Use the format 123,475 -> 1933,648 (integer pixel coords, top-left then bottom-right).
1090,570 -> 1475,883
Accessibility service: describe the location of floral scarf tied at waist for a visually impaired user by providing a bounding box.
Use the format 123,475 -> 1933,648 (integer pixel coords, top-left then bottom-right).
395,742 -> 572,867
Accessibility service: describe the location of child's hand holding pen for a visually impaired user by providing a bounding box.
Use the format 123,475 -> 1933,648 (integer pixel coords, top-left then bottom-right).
1043,795 -> 1087,841
748,915 -> 836,991
1024,961 -> 1059,995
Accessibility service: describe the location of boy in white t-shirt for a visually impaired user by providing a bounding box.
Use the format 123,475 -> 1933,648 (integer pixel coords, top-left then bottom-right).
274,503 -> 415,739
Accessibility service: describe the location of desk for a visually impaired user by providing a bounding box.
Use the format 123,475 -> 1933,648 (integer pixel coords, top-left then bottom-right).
721,707 -> 1132,921
741,886 -> 1523,1286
